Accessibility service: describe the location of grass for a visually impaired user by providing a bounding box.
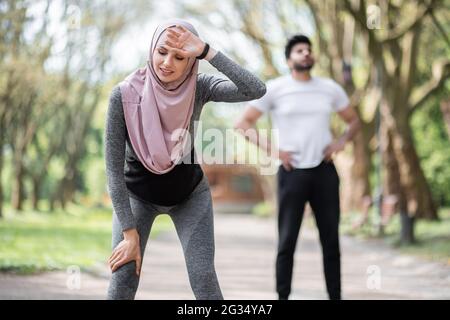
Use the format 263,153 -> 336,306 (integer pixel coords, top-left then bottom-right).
0,203 -> 173,274
340,207 -> 450,264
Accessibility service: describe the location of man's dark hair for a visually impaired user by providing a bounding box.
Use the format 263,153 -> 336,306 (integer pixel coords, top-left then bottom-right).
284,35 -> 312,59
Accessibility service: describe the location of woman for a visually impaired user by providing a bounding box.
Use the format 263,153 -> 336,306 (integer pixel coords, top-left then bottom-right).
104,19 -> 266,300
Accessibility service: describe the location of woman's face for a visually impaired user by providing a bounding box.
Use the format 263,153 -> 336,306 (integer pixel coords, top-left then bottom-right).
152,30 -> 189,83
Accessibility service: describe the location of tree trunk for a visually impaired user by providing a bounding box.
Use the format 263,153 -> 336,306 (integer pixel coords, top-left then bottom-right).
62,175 -> 78,206
441,99 -> 450,140
377,98 -> 437,250
381,121 -> 402,198
0,161 -> 3,218
11,163 -> 25,211
62,165 -> 76,207
400,210 -> 416,244
65,176 -> 76,206
31,176 -> 41,211
58,173 -> 76,211
380,117 -> 403,235
380,82 -> 438,221
59,179 -> 67,211
381,117 -> 417,244
390,114 -> 438,220
339,130 -> 372,213
0,147 -> 3,218
49,192 -> 56,212
350,125 -> 372,209
0,129 -> 3,218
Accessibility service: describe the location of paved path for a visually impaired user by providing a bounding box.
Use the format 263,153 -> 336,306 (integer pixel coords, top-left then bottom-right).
1,212 -> 449,299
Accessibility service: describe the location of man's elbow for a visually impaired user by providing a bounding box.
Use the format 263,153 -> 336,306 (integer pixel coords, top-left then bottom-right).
255,83 -> 267,99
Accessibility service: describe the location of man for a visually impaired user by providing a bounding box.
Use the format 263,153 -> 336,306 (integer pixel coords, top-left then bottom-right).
235,35 -> 360,300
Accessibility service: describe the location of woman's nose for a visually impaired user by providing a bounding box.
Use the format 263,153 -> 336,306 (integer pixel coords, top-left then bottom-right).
163,56 -> 173,67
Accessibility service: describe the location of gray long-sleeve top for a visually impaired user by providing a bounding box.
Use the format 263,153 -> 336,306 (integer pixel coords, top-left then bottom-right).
104,51 -> 266,232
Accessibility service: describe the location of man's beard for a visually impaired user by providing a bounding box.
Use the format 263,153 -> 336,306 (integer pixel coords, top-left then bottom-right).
293,61 -> 314,72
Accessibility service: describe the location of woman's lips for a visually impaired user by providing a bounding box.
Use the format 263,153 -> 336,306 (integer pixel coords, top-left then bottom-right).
160,68 -> 174,76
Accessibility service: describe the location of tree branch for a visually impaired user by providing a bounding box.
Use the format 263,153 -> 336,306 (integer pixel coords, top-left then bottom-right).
409,59 -> 450,114
304,0 -> 336,78
381,0 -> 435,43
234,0 -> 280,78
430,10 -> 450,48
343,0 -> 383,59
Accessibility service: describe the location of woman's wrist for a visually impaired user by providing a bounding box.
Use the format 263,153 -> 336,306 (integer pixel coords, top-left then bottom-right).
204,46 -> 217,62
123,228 -> 139,241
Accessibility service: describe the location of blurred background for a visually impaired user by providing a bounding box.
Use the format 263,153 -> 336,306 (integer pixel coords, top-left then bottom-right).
0,0 -> 449,299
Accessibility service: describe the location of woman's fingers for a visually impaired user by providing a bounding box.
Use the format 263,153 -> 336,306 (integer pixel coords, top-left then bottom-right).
166,33 -> 179,42
168,26 -> 194,45
110,255 -> 142,276
175,25 -> 190,39
166,31 -> 182,41
167,27 -> 182,37
172,25 -> 188,37
165,39 -> 182,50
164,41 -> 188,56
166,34 -> 186,48
135,256 -> 142,276
108,249 -> 120,264
109,237 -> 143,275
109,253 -> 123,269
167,28 -> 188,42
111,257 -> 127,272
175,25 -> 187,32
178,31 -> 190,43
111,256 -> 140,275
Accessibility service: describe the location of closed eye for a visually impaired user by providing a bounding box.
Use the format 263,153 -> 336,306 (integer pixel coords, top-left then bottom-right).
158,49 -> 184,61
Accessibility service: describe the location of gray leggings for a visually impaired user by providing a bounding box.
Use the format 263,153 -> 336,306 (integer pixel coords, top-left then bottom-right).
106,175 -> 223,300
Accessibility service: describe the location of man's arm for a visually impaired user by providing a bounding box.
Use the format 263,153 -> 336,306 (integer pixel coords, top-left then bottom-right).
323,105 -> 361,162
234,106 -> 266,150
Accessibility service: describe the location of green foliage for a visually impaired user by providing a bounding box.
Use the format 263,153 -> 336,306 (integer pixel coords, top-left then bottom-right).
251,201 -> 273,218
0,204 -> 172,274
340,208 -> 450,263
411,91 -> 450,206
81,157 -> 107,206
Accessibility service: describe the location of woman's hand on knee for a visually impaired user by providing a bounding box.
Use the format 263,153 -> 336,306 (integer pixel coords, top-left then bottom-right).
108,228 -> 142,276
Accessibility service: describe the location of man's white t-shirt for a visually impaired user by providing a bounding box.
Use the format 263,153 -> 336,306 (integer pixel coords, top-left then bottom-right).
250,75 -> 350,169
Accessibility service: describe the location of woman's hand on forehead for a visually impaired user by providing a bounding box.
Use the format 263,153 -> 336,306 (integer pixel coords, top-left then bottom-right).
164,25 -> 205,59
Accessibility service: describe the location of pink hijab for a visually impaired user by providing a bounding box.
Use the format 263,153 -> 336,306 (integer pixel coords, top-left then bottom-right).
119,19 -> 199,174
